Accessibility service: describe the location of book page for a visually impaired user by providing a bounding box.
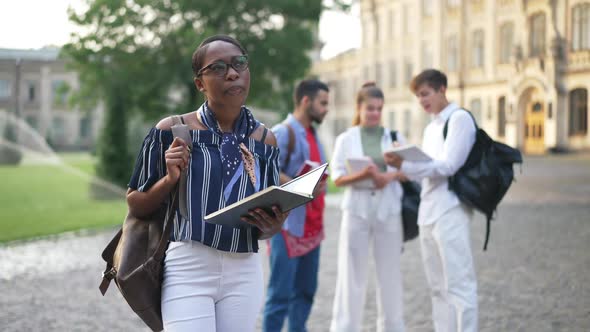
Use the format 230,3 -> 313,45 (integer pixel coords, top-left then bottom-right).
281,163 -> 329,195
384,144 -> 432,162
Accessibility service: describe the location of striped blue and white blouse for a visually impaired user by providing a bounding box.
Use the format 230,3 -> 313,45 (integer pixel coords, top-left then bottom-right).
128,124 -> 280,253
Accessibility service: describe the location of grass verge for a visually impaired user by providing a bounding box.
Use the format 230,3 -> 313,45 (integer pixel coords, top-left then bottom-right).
0,155 -> 126,243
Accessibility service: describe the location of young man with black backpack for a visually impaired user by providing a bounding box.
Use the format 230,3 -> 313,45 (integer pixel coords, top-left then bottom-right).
384,69 -> 478,332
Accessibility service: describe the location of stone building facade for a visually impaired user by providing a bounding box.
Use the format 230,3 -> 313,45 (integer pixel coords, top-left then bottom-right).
312,0 -> 590,155
0,47 -> 103,151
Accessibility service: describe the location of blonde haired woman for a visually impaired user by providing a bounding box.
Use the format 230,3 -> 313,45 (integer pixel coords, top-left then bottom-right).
329,82 -> 406,332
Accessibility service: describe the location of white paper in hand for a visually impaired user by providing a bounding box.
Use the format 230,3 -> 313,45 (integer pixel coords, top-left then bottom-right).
171,123 -> 192,148
384,144 -> 432,162
345,157 -> 375,189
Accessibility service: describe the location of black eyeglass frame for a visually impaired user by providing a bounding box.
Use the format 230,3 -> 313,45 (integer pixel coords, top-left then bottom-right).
196,55 -> 249,77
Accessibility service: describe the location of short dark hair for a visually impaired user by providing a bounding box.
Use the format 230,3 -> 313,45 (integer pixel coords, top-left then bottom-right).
191,35 -> 247,77
293,79 -> 329,106
410,69 -> 447,93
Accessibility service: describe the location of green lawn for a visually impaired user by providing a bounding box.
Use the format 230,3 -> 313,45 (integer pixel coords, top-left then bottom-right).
0,154 -> 127,243
0,152 -> 341,243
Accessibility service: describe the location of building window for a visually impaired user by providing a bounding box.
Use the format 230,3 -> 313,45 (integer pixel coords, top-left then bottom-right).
498,96 -> 507,137
403,5 -> 410,34
52,80 -> 69,106
422,41 -> 433,69
447,0 -> 460,8
389,111 -> 397,131
404,61 -> 413,83
472,29 -> 485,68
572,4 -> 590,51
470,98 -> 483,125
26,81 -> 36,102
80,116 -> 91,139
423,0 -> 433,17
530,13 -> 546,57
389,10 -> 395,38
375,63 -> 382,87
51,116 -> 65,140
403,110 -> 412,138
376,14 -> 382,43
569,88 -> 588,136
389,60 -> 397,88
499,22 -> 514,63
446,35 -> 458,71
0,80 -> 10,99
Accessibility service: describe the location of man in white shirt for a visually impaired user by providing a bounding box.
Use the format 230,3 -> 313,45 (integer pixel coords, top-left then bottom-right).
385,69 -> 478,332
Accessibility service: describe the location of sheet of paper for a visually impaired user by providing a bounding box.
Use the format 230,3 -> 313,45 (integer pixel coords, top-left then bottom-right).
384,144 -> 432,162
345,157 -> 376,189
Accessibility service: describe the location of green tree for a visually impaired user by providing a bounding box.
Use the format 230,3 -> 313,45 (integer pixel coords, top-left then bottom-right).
62,0 -> 331,187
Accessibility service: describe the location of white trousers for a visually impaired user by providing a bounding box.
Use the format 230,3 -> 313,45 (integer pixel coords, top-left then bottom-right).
161,241 -> 263,332
420,204 -> 478,332
330,191 -> 405,332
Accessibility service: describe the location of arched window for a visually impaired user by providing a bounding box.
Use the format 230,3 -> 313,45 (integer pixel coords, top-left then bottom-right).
530,13 -> 546,57
499,22 -> 514,63
498,96 -> 507,137
569,88 -> 588,135
572,3 -> 590,51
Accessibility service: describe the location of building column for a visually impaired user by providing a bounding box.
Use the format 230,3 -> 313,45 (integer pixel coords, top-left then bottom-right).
39,65 -> 51,139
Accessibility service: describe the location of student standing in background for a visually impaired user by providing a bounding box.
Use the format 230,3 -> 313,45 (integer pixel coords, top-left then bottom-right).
263,79 -> 330,332
329,82 -> 406,332
385,69 -> 478,332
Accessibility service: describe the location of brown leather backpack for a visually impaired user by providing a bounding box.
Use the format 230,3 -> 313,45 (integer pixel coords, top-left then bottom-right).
99,189 -> 178,332
99,115 -> 186,332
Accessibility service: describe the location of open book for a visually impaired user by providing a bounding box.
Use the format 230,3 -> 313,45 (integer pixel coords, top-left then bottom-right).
204,163 -> 329,227
384,144 -> 432,162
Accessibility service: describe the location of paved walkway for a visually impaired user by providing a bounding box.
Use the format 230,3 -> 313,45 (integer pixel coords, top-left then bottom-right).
1,154 -> 589,331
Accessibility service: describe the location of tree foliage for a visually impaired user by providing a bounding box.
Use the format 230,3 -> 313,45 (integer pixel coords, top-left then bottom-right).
62,0 -> 326,186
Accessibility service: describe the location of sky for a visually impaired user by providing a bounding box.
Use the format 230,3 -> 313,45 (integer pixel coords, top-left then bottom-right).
0,0 -> 360,60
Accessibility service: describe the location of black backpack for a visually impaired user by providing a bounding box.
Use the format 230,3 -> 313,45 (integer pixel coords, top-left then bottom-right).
390,131 -> 420,242
443,110 -> 523,250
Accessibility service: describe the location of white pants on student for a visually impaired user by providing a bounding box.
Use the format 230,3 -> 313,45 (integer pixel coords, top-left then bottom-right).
330,191 -> 405,332
420,204 -> 478,332
161,241 -> 263,332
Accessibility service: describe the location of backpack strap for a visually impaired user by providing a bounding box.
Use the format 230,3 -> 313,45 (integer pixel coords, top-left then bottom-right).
390,130 -> 398,142
283,122 -> 295,169
260,126 -> 268,143
484,216 -> 491,251
171,115 -> 183,126
442,109 -> 477,139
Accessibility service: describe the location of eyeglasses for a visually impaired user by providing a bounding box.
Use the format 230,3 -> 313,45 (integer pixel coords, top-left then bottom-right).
196,55 -> 249,77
